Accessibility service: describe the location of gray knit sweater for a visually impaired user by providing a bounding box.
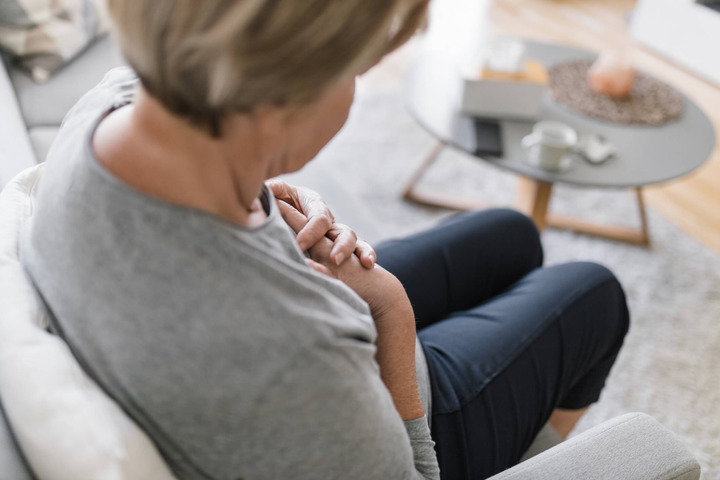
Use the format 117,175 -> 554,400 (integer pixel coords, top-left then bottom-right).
20,68 -> 440,480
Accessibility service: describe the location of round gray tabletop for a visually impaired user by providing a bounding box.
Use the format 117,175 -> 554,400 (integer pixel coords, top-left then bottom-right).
404,40 -> 716,188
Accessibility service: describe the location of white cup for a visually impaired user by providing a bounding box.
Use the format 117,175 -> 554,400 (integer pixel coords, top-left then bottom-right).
521,121 -> 578,171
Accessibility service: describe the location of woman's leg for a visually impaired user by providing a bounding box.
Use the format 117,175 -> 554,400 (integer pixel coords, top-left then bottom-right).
375,209 -> 543,330
420,262 -> 630,480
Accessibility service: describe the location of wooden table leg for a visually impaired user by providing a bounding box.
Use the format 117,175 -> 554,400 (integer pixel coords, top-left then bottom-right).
515,177 -> 553,231
403,146 -> 651,246
514,178 -> 651,245
402,142 -> 443,200
402,142 -> 490,211
635,187 -> 651,246
545,187 -> 650,246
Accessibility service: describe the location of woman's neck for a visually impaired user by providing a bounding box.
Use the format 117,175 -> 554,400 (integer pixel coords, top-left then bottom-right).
92,87 -> 278,227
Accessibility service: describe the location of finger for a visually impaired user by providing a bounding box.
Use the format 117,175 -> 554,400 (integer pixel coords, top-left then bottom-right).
296,214 -> 333,252
295,187 -> 335,247
276,200 -> 308,235
297,186 -> 334,221
272,183 -> 336,251
267,179 -> 300,210
355,239 -> 376,269
328,224 -> 358,266
305,258 -> 336,278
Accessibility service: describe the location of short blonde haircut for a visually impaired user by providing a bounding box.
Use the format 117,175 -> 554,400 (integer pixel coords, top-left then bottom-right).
106,0 -> 428,135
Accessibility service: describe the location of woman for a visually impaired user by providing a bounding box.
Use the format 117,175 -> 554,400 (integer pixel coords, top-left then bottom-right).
20,1 -> 629,479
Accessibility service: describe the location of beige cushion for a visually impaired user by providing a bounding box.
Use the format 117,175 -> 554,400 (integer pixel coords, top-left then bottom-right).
0,0 -> 108,83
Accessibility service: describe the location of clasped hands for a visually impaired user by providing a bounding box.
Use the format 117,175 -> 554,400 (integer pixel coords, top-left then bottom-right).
268,179 -> 407,318
268,179 -> 375,267
268,179 -> 404,316
269,179 -> 425,421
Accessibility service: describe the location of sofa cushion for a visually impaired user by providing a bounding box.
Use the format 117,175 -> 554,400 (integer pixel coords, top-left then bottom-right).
9,34 -> 125,129
27,125 -> 59,163
0,0 -> 108,82
0,165 -> 178,480
0,400 -> 34,480
0,55 -> 35,187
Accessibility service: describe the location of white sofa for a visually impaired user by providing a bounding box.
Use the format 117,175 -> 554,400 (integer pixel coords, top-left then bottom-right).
0,37 -> 703,480
0,37 -> 125,189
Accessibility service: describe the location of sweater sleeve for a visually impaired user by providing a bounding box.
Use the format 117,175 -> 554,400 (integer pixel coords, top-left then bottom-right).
243,340 -> 441,480
405,416 -> 441,479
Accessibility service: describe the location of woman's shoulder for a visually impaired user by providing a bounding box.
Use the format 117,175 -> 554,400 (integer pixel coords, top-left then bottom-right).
63,67 -> 138,126
38,67 -> 138,196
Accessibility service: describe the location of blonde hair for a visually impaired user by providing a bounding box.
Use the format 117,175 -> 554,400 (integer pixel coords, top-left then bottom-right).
106,0 -> 428,135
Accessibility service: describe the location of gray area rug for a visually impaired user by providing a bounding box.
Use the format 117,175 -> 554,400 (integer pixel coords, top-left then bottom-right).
290,81 -> 720,477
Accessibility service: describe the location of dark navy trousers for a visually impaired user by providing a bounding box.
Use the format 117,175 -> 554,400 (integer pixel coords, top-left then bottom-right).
375,209 -> 630,480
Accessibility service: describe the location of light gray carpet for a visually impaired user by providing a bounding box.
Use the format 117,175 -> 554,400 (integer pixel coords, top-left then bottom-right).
288,81 -> 720,478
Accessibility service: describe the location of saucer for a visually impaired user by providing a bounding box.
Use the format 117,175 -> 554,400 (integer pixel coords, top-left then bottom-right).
524,153 -> 573,173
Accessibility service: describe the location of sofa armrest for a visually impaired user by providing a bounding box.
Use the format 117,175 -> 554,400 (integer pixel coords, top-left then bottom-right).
0,60 -> 36,189
0,399 -> 34,480
489,413 -> 700,480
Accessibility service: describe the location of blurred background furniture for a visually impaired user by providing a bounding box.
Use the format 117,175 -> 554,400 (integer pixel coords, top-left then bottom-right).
479,0 -> 720,255
402,40 -> 715,245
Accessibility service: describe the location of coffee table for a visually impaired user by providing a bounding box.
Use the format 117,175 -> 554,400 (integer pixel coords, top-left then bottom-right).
403,40 -> 716,245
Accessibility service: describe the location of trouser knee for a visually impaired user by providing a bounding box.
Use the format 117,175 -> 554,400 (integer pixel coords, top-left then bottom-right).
450,208 -> 543,268
575,261 -> 630,343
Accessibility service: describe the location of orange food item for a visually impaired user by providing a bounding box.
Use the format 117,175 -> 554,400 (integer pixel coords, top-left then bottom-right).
588,52 -> 636,99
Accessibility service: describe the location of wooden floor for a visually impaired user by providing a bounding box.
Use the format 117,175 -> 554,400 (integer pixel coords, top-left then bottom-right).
367,0 -> 720,253
487,0 -> 720,253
